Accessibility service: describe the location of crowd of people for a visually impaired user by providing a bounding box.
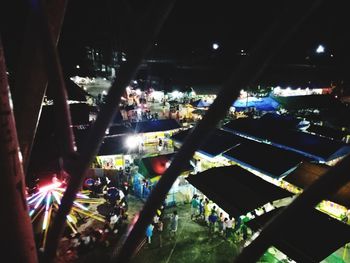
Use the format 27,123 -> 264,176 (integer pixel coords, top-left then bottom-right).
189,194 -> 249,242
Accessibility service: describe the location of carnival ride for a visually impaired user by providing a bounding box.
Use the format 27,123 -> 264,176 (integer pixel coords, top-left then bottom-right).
26,178 -> 105,249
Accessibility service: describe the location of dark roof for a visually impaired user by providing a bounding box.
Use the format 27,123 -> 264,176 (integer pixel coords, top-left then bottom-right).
260,113 -> 300,129
246,208 -> 350,262
172,128 -> 243,157
272,94 -> 343,110
307,124 -> 347,141
223,140 -> 308,178
138,153 -> 193,178
131,119 -> 181,133
284,162 -> 350,207
191,85 -> 221,95
107,124 -> 133,136
46,78 -> 92,101
41,103 -> 91,126
223,118 -> 348,161
186,166 -> 294,218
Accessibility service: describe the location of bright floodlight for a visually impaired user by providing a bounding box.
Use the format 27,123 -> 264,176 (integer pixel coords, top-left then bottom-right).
212,43 -> 219,50
316,45 -> 325,54
126,136 -> 138,149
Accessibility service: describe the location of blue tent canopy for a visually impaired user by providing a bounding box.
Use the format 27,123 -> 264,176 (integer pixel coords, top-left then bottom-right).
233,97 -> 279,111
191,99 -> 211,108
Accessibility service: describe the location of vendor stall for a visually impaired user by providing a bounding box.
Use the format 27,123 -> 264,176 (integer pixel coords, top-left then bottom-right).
133,153 -> 194,205
186,165 -> 294,219
246,208 -> 350,263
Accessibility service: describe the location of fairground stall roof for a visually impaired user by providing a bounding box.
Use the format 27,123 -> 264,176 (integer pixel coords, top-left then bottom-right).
223,117 -> 350,162
272,94 -> 343,111
246,208 -> 350,263
172,128 -> 243,158
186,166 -> 294,218
223,140 -> 309,178
131,119 -> 181,133
284,161 -> 350,208
307,124 -> 348,142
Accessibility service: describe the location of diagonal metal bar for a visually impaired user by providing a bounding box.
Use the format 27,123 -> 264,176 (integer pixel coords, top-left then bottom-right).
234,152 -> 350,263
114,1 -> 323,262
0,37 -> 38,263
43,0 -> 176,261
39,0 -> 76,157
10,0 -> 68,173
234,149 -> 350,260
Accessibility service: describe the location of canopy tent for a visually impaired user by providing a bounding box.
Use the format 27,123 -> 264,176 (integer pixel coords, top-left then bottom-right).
172,128 -> 243,158
232,96 -> 279,112
284,161 -> 350,208
223,140 -> 308,178
246,208 -> 350,263
137,153 -> 193,179
190,99 -> 211,108
186,166 -> 294,218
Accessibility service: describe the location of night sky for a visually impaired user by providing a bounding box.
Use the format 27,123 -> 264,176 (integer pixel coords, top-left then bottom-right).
1,1 -> 350,85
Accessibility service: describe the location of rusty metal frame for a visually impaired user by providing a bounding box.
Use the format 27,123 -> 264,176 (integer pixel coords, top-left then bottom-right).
0,37 -> 38,263
10,0 -> 68,172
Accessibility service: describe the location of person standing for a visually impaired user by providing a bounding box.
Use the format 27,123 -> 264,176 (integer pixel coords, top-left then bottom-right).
218,212 -> 225,236
198,198 -> 204,220
146,224 -> 154,244
157,137 -> 163,152
157,219 -> 164,248
208,210 -> 218,235
204,199 -> 210,225
190,194 -> 199,220
225,216 -> 235,240
170,210 -> 179,239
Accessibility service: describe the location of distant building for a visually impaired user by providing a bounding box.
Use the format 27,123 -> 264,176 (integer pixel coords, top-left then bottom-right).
83,46 -> 126,78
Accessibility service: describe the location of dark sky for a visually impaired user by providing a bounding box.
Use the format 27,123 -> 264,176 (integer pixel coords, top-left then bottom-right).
56,1 -> 350,60
1,1 -> 350,85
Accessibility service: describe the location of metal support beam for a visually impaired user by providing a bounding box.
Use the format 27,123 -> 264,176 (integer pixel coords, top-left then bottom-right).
40,0 -> 76,157
43,0 -> 176,261
11,0 -> 68,173
0,37 -> 38,263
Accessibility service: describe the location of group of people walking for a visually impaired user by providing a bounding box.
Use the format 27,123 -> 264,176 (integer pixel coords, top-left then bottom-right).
190,194 -> 245,240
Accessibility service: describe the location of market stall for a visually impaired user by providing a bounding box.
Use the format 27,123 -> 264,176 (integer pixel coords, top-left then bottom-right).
283,161 -> 350,219
246,208 -> 350,263
134,153 -> 194,205
186,165 -> 294,219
